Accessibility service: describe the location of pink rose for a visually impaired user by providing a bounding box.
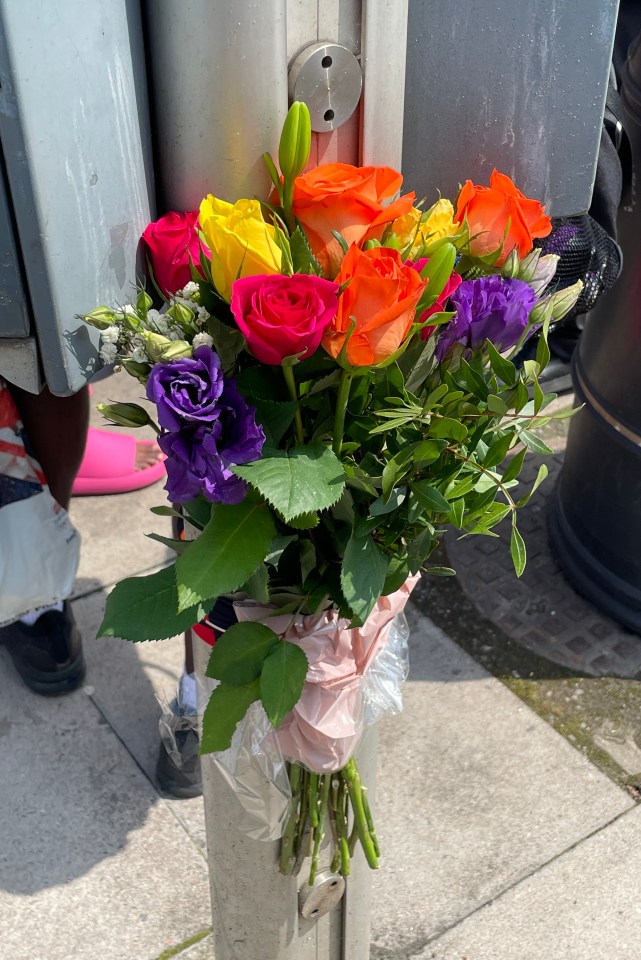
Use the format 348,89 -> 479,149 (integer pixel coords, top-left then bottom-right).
230,274 -> 339,365
141,211 -> 209,296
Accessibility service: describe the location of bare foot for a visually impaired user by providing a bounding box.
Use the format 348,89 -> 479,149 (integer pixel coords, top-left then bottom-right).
135,441 -> 164,470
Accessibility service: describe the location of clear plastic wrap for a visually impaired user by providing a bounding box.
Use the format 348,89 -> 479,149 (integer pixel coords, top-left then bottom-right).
195,578 -> 416,841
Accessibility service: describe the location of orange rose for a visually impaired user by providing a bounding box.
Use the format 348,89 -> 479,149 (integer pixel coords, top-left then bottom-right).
293,163 -> 415,277
322,245 -> 426,367
455,170 -> 552,264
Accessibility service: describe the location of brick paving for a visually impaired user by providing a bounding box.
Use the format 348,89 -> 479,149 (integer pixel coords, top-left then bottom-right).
446,451 -> 641,679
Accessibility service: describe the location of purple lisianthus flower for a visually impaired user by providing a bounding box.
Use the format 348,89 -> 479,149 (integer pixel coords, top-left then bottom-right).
436,275 -> 537,360
146,346 -> 225,432
155,369 -> 266,504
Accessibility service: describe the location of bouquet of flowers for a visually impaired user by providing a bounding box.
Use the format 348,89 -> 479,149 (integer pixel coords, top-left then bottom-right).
83,103 -> 580,882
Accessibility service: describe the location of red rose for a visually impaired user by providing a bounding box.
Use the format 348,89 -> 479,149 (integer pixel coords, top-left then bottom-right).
230,273 -> 339,365
141,211 -> 208,296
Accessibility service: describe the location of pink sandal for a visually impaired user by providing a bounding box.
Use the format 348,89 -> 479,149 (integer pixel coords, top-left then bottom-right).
72,427 -> 166,496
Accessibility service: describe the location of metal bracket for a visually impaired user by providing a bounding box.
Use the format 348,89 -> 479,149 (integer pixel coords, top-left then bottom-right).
298,869 -> 346,921
288,42 -> 362,133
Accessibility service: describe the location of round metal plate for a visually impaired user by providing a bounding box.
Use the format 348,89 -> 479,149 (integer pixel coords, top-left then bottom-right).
298,869 -> 346,921
288,43 -> 362,133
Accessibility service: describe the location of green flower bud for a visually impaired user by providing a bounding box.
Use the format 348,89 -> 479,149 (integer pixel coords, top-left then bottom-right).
278,101 -> 312,182
550,279 -> 583,321
121,358 -> 152,383
97,401 -> 152,429
501,248 -> 520,279
141,330 -> 174,361
83,306 -> 116,330
167,300 -> 196,332
136,289 -> 153,315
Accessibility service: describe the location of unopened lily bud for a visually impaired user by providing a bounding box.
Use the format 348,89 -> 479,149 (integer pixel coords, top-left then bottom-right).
502,248 -> 520,278
97,401 -> 153,429
528,254 -> 559,296
278,101 -> 312,182
141,330 -> 175,361
550,279 -> 583,321
83,306 -> 116,330
158,340 -> 193,362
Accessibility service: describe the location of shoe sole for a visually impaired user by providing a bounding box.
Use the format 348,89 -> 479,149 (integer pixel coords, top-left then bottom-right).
12,653 -> 87,696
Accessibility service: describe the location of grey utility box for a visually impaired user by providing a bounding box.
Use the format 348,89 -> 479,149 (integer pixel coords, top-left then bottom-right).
0,0 -> 153,396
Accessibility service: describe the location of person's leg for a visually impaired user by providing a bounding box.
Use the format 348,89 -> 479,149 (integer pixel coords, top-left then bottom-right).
9,384 -> 90,511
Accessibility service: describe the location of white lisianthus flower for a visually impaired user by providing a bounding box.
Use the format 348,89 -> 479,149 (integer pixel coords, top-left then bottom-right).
101,325 -> 120,344
192,332 -> 214,350
121,304 -> 136,315
99,342 -> 118,364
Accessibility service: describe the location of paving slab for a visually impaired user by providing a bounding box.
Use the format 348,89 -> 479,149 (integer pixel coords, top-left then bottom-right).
370,605 -> 633,959
74,587 -> 209,853
425,803 -> 641,960
0,646 -> 211,960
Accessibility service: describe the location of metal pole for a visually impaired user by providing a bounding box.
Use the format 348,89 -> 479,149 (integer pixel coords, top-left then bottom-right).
192,634 -> 377,960
143,0 -> 288,209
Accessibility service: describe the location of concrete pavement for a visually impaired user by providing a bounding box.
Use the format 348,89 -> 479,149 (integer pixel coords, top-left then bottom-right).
1,374 -> 639,960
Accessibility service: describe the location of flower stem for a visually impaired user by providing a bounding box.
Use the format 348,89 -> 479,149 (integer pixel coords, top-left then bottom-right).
309,774 -> 331,885
332,368 -> 353,457
282,363 -> 305,444
342,759 -> 379,869
279,762 -> 303,875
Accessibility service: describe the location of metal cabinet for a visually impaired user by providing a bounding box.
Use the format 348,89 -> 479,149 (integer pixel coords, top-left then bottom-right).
0,0 -> 153,396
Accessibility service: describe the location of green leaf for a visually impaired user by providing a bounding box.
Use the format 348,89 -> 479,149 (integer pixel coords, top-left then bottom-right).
98,565 -> 209,641
252,398 -> 298,445
484,432 -> 513,469
486,394 -> 508,416
517,463 -> 549,506
260,641 -> 309,729
176,499 -> 275,611
520,429 -> 553,455
243,562 -> 270,602
206,621 -> 280,685
423,565 -> 456,576
449,498 -> 465,528
149,505 -> 185,520
265,534 -> 297,566
285,511 -> 320,529
299,540 -> 316,583
183,497 -> 212,531
233,444 -> 345,522
382,555 -> 410,594
510,523 -> 527,577
290,225 -> 322,275
341,532 -> 388,625
486,341 -> 516,385
200,680 -> 261,754
429,417 -> 468,441
535,329 -> 551,371
411,481 -> 451,514
144,532 -> 189,555
369,488 -> 406,516
207,315 -> 245,373
502,448 -> 527,484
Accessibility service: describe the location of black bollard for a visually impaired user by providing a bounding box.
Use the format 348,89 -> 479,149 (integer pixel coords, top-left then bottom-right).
548,34 -> 641,634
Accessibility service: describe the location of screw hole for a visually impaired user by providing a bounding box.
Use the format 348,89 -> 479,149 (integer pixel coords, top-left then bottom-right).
330,880 -> 338,887
324,109 -> 335,123
321,55 -> 333,69
311,908 -> 319,917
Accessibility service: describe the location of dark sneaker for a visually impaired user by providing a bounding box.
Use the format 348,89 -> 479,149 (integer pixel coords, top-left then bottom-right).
156,686 -> 202,799
0,601 -> 86,695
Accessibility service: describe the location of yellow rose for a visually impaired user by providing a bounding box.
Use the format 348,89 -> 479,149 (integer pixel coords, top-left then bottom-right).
392,199 -> 462,259
199,195 -> 281,301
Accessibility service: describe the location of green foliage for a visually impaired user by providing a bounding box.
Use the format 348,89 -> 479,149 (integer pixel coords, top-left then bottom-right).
261,641 -> 309,729
233,444 -> 346,522
176,498 -> 275,611
98,565 -> 209,641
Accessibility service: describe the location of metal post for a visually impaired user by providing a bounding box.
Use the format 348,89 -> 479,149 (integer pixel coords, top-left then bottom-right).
193,636 -> 377,960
